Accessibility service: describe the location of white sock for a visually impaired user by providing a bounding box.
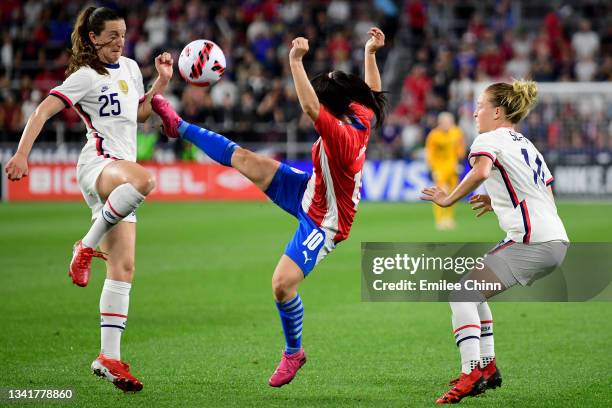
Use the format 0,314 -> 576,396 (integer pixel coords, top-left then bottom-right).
450,301 -> 481,374
100,279 -> 131,360
477,301 -> 495,367
82,183 -> 145,248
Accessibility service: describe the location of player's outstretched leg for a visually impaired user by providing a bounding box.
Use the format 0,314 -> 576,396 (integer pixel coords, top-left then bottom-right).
151,94 -> 237,166
152,94 -> 279,191
269,255 -> 306,387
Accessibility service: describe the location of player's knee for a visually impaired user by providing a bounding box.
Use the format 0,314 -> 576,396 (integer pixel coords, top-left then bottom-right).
131,172 -> 156,196
106,258 -> 135,282
231,147 -> 253,168
271,274 -> 293,301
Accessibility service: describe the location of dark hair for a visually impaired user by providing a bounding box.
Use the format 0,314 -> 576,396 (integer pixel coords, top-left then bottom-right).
66,6 -> 122,76
310,71 -> 387,128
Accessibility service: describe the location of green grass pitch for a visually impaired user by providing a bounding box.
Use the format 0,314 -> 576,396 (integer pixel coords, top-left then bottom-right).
0,201 -> 611,407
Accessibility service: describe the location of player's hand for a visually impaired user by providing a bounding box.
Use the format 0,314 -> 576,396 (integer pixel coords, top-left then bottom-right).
420,186 -> 451,207
5,152 -> 29,181
469,194 -> 493,217
289,37 -> 309,61
155,52 -> 174,82
365,27 -> 385,54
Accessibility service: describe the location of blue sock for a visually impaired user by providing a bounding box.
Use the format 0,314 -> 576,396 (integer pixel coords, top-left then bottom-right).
178,120 -> 238,166
276,294 -> 304,355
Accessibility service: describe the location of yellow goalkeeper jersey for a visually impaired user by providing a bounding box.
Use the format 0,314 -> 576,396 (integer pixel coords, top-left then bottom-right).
425,126 -> 465,170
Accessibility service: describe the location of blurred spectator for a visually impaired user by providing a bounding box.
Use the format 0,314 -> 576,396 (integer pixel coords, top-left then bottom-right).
572,19 -> 599,61
467,13 -> 486,40
454,41 -> 478,77
405,0 -> 426,41
246,12 -> 270,44
0,93 -> 23,137
134,32 -> 152,65
575,56 -> 597,82
279,1 -> 302,25
20,89 -> 39,128
327,0 -> 350,25
2,32 -> 13,76
402,65 -> 431,120
182,85 -> 213,123
505,51 -> 531,79
211,79 -> 238,110
144,3 -> 169,48
478,43 -> 505,79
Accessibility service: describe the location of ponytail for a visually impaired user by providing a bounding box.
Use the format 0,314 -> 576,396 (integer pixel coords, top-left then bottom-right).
311,71 -> 388,128
66,6 -> 121,76
485,79 -> 538,124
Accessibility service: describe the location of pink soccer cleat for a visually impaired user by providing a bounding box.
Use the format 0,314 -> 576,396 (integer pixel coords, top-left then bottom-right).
268,348 -> 307,387
69,240 -> 107,287
151,94 -> 182,139
91,354 -> 143,392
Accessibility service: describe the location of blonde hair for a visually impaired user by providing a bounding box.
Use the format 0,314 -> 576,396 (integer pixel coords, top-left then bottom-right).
437,111 -> 455,123
485,79 -> 538,124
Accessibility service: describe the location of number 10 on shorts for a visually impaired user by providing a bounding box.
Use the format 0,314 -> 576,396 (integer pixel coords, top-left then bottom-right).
302,230 -> 323,250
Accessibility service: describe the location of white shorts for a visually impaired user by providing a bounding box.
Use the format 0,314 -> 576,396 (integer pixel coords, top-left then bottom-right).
77,156 -> 137,223
483,240 -> 568,288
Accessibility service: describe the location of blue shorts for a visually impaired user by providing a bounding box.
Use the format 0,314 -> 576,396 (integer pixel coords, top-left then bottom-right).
265,163 -> 337,276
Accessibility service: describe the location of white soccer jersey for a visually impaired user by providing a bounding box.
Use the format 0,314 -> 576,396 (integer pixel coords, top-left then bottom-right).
50,56 -> 144,163
468,127 -> 569,243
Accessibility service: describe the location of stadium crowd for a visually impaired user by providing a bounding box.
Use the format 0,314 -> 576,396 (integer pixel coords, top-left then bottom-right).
0,0 -> 610,158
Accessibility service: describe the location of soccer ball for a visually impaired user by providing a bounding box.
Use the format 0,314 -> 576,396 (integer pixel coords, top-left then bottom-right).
178,39 -> 226,87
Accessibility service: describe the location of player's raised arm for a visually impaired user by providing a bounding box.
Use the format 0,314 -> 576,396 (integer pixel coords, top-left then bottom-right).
4,96 -> 65,180
137,52 -> 173,122
289,37 -> 320,122
364,27 -> 385,92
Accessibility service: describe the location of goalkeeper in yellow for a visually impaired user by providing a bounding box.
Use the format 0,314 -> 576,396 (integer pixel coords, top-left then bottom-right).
425,112 -> 465,230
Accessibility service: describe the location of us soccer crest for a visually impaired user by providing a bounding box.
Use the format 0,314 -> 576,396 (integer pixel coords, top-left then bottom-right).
118,80 -> 129,95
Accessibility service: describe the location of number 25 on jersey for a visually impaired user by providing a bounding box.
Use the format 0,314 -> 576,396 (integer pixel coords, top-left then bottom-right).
99,93 -> 121,117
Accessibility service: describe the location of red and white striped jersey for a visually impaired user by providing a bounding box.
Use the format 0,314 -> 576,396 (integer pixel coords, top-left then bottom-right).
49,56 -> 144,163
468,127 -> 568,243
301,102 -> 374,242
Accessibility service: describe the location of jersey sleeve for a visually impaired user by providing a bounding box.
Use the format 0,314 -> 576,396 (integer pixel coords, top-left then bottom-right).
132,60 -> 145,100
468,132 -> 500,165
49,68 -> 93,108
